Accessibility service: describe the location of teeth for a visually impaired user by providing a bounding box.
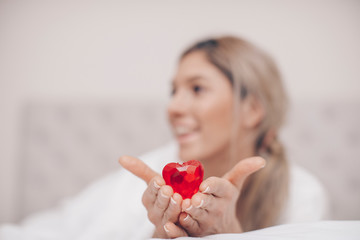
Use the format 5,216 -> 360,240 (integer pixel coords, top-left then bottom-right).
174,126 -> 193,135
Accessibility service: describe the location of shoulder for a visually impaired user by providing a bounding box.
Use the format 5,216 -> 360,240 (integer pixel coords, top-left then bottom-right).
278,164 -> 330,224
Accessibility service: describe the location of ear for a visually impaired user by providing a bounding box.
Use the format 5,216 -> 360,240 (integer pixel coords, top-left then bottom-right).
240,95 -> 264,129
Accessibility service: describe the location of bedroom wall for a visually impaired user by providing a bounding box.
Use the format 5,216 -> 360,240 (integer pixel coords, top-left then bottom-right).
0,0 -> 359,223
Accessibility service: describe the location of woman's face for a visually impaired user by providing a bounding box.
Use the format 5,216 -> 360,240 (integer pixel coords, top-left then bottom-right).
167,51 -> 235,162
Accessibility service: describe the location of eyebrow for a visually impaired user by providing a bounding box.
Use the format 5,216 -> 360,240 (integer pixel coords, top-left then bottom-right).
171,75 -> 206,86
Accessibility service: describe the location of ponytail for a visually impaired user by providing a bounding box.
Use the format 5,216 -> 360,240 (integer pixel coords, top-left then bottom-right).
238,134 -> 289,231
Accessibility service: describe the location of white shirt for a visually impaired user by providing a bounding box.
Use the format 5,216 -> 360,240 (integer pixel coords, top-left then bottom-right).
0,142 -> 329,240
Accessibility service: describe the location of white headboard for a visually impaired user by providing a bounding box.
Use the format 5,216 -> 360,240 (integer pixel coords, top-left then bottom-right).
18,101 -> 172,218
17,100 -> 360,221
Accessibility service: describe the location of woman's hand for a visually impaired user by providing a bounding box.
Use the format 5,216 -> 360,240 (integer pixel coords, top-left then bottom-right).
118,156 -> 188,238
177,156 -> 266,237
143,176 -> 185,238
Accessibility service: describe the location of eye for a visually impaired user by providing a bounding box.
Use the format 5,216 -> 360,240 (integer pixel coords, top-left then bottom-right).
193,85 -> 203,94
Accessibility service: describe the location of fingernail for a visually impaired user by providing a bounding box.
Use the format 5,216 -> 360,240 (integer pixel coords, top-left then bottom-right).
153,181 -> 160,189
256,157 -> 266,167
260,161 -> 266,168
183,214 -> 190,221
170,197 -> 176,205
202,186 -> 210,193
195,199 -> 204,208
186,205 -> 193,211
119,156 -> 131,164
160,190 -> 169,199
163,224 -> 170,232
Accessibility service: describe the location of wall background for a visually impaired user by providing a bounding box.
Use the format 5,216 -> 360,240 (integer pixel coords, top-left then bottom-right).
0,0 -> 359,223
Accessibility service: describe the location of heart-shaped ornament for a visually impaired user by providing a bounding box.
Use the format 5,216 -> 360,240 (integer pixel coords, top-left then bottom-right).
162,160 -> 204,199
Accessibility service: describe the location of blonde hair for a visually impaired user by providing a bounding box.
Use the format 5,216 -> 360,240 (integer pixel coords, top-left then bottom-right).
182,36 -> 289,231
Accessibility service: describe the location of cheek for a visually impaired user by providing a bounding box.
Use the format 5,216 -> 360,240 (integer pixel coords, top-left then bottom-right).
202,105 -> 232,140
197,99 -> 234,151
178,103 -> 233,161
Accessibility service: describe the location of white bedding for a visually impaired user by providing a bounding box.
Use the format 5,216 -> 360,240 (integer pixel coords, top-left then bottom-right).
151,221 -> 360,240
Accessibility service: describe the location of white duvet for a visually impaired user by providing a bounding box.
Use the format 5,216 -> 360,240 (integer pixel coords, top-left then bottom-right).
152,221 -> 360,240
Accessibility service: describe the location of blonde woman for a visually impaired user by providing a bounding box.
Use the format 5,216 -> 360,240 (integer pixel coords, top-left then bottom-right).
119,36 -> 328,238
0,36 -> 328,240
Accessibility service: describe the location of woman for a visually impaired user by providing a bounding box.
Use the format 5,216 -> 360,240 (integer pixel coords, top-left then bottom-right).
119,36 -> 326,238
0,35 -> 328,240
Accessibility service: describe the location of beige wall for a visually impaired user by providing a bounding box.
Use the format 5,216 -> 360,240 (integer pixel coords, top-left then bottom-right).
0,0 -> 359,223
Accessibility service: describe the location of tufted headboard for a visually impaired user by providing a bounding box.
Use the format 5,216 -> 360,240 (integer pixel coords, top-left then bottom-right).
18,100 -> 172,219
17,100 -> 360,221
281,101 -> 360,220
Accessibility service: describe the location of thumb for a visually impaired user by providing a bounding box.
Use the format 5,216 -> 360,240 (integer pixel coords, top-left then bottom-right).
222,156 -> 266,190
118,155 -> 160,184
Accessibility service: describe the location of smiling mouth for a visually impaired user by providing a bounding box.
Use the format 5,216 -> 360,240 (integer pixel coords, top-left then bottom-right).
173,126 -> 200,144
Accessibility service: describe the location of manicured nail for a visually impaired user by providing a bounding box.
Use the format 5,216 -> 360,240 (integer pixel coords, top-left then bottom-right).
153,181 -> 160,189
170,197 -> 176,205
163,224 -> 170,232
202,186 -> 210,193
256,157 -> 266,167
260,161 -> 266,168
186,205 -> 193,211
183,214 -> 190,221
160,189 -> 169,199
196,199 -> 204,208
119,156 -> 131,164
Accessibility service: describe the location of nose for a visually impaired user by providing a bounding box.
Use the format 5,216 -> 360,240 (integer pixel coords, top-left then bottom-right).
167,89 -> 189,120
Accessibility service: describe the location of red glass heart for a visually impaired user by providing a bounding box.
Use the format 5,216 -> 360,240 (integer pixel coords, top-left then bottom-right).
162,160 -> 204,199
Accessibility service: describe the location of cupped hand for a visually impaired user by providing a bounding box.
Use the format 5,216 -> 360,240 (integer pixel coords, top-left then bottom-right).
178,156 -> 266,237
118,156 -> 188,238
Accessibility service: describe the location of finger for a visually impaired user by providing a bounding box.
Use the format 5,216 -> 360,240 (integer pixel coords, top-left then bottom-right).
142,176 -> 165,208
153,185 -> 173,219
179,212 -> 200,236
191,192 -> 214,211
223,156 -> 266,190
164,222 -> 188,238
182,193 -> 211,221
118,155 -> 159,184
199,176 -> 235,198
163,193 -> 182,223
181,198 -> 191,212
